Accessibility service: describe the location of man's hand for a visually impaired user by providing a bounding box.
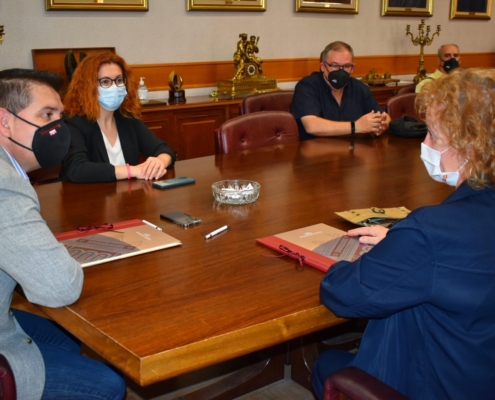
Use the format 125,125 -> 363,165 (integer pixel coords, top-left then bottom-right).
355,110 -> 384,135
347,225 -> 389,245
378,112 -> 391,135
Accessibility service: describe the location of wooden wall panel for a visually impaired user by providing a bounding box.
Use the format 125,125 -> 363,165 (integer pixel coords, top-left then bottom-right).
31,49 -> 495,92
130,53 -> 495,91
32,47 -> 116,81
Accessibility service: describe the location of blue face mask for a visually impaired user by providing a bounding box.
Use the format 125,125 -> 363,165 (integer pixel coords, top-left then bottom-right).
98,85 -> 127,111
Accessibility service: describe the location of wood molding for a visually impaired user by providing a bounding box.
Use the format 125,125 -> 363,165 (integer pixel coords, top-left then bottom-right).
32,47 -> 116,85
30,49 -> 495,92
130,52 -> 495,91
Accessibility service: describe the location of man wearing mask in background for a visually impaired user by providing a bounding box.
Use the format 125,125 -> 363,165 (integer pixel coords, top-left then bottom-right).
291,41 -> 390,141
0,69 -> 125,400
415,44 -> 461,93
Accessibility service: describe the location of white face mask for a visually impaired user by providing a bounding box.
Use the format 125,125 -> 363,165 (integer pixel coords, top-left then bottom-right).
420,142 -> 467,187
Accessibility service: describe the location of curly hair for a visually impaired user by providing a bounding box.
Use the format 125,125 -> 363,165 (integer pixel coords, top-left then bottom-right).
416,68 -> 495,189
63,52 -> 141,121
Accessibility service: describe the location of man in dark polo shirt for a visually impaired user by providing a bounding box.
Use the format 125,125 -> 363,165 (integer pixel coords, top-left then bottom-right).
291,41 -> 390,141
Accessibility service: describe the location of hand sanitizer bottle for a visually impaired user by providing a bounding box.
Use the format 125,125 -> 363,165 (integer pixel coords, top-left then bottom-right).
138,77 -> 148,103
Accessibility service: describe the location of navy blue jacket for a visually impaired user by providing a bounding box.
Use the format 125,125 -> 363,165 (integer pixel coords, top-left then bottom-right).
291,72 -> 383,141
320,182 -> 495,399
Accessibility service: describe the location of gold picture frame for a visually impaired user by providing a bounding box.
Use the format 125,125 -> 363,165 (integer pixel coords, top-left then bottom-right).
187,0 -> 266,11
45,0 -> 148,11
450,0 -> 492,20
381,0 -> 433,17
295,0 -> 359,14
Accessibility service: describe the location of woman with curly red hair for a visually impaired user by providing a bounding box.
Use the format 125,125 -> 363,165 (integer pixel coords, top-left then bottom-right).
60,52 -> 174,182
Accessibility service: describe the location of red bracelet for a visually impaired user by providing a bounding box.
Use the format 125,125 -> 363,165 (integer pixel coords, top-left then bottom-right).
126,163 -> 131,180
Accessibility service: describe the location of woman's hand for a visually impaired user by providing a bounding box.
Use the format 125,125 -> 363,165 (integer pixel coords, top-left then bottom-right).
347,225 -> 389,245
134,155 -> 170,180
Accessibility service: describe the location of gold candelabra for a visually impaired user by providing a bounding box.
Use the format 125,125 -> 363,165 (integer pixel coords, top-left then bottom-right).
0,25 -> 4,45
406,19 -> 441,84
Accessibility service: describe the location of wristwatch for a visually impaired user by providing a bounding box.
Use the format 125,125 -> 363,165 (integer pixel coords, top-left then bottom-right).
351,121 -> 356,134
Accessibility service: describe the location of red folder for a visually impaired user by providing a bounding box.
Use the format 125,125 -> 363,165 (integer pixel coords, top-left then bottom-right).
55,219 -> 145,240
256,236 -> 336,272
55,219 -> 181,267
256,223 -> 372,273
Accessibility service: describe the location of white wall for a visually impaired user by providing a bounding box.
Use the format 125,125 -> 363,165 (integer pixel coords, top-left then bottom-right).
0,1 -> 494,70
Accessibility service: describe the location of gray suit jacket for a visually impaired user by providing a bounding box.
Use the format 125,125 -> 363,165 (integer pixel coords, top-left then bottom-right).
0,147 -> 83,400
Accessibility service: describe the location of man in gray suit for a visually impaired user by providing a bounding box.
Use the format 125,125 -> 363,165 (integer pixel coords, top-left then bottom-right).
0,69 -> 125,400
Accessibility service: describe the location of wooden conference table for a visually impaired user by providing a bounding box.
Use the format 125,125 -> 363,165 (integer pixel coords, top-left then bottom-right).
33,135 -> 451,391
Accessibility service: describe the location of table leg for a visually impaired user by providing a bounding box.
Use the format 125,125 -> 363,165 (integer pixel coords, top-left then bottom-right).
174,344 -> 286,400
290,333 -> 320,393
290,320 -> 366,393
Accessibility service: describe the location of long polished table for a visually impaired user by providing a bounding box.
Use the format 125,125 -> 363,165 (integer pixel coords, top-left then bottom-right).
33,135 -> 452,390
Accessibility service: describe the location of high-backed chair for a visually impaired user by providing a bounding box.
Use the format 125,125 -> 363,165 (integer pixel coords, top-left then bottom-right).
0,354 -> 16,400
215,111 -> 299,154
396,84 -> 416,95
27,165 -> 61,185
386,93 -> 421,121
323,367 -> 409,400
239,90 -> 294,115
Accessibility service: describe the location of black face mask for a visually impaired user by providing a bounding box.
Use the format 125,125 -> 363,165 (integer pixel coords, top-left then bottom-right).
8,112 -> 70,169
442,58 -> 459,73
327,69 -> 350,90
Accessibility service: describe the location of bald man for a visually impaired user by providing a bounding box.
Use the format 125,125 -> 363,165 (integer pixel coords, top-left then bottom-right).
416,44 -> 461,93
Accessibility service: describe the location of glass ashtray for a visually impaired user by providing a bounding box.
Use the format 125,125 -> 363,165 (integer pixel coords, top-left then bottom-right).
212,180 -> 260,205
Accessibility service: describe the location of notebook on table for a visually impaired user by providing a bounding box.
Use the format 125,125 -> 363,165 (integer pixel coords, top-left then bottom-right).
55,219 -> 181,268
256,223 -> 373,272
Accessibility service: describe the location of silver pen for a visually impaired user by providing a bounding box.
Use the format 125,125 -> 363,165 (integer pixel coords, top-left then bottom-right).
205,225 -> 229,239
142,219 -> 163,231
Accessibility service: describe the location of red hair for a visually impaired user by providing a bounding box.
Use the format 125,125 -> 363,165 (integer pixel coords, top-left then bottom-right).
64,52 -> 142,121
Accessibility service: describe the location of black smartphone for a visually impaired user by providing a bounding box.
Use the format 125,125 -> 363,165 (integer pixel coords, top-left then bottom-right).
160,211 -> 202,227
152,176 -> 195,189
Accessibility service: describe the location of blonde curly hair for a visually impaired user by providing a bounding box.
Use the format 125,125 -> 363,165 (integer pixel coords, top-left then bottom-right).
416,68 -> 495,189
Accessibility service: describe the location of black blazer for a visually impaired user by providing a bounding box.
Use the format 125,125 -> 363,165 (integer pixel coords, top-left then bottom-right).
60,111 -> 175,183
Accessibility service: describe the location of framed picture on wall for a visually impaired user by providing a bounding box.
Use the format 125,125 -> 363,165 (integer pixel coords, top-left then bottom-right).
295,0 -> 359,14
46,0 -> 148,11
381,0 -> 433,17
187,0 -> 266,11
450,0 -> 492,19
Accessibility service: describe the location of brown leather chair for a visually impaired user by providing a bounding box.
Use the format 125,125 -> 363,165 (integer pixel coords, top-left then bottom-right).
386,93 -> 421,121
396,84 -> 416,95
215,111 -> 299,154
323,367 -> 409,400
239,90 -> 294,115
0,354 -> 16,400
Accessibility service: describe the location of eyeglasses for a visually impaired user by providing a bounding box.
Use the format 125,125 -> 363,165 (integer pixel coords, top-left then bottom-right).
324,61 -> 355,73
97,76 -> 127,88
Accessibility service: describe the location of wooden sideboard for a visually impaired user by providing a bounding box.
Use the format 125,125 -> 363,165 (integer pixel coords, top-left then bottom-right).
141,84 -> 404,161
141,96 -> 241,161
368,83 -> 404,108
